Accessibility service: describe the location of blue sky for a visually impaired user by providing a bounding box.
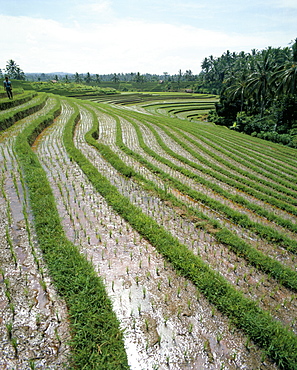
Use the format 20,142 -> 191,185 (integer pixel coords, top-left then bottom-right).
0,0 -> 296,75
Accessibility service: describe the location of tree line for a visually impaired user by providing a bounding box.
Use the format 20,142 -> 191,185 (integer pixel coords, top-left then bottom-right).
3,38 -> 297,146
201,39 -> 297,147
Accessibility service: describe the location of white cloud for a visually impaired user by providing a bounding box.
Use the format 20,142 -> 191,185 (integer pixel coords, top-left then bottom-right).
274,0 -> 297,8
0,14 -> 292,75
75,0 -> 114,18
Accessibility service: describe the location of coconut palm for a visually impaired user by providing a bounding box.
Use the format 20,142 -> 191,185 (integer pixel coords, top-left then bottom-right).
245,49 -> 276,117
274,38 -> 297,95
5,59 -> 25,80
225,72 -> 249,112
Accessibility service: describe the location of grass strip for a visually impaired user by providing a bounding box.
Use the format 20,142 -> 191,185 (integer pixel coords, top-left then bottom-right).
140,115 -> 297,222
69,101 -> 297,369
147,115 -> 297,207
108,108 -> 297,254
90,104 -> 297,292
0,93 -> 47,132
191,126 -> 297,186
0,91 -> 37,111
15,97 -> 129,370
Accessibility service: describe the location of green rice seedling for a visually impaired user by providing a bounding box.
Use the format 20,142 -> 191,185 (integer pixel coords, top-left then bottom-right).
168,276 -> 172,287
177,307 -> 182,319
166,356 -> 170,366
188,323 -> 193,334
164,315 -> 169,326
143,287 -> 146,299
126,266 -> 129,275
10,303 -> 15,318
11,337 -> 18,357
135,276 -> 139,285
12,173 -> 20,200
54,327 -> 62,345
29,359 -> 36,370
177,286 -> 181,297
139,260 -> 142,269
216,332 -> 223,343
5,289 -> 11,303
157,281 -> 161,291
6,322 -> 13,340
138,305 -> 141,316
145,318 -> 149,331
230,351 -> 237,361
112,281 -> 115,292
187,299 -> 191,310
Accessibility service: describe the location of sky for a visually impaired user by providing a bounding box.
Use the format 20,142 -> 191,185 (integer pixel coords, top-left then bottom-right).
0,0 -> 296,75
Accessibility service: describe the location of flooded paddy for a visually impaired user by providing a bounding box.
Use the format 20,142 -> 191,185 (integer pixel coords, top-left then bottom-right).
32,100 -> 281,369
1,95 -> 296,369
0,101 -> 71,369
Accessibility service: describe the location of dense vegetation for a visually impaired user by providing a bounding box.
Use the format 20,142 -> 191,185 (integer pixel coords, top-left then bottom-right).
201,39 -> 297,147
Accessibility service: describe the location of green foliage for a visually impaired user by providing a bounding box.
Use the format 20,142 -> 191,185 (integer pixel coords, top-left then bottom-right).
5,59 -> 25,80
25,81 -> 118,97
203,39 -> 297,146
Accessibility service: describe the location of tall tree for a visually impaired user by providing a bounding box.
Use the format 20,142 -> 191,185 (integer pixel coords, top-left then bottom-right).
74,72 -> 81,83
5,59 -> 25,80
245,49 -> 276,117
274,38 -> 297,95
85,72 -> 92,84
112,73 -> 120,84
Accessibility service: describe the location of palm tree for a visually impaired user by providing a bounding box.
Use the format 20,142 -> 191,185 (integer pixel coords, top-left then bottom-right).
5,59 -> 25,80
245,49 -> 276,117
274,38 -> 297,95
225,72 -> 249,112
74,72 -> 81,83
112,73 -> 120,84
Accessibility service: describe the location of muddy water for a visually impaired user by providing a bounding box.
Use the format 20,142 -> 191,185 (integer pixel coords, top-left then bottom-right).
31,101 -> 281,369
0,101 -> 71,369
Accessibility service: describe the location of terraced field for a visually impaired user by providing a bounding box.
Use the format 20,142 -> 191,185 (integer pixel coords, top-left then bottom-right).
0,91 -> 297,369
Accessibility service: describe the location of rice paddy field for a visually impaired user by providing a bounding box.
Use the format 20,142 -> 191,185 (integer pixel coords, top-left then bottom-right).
0,91 -> 297,370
